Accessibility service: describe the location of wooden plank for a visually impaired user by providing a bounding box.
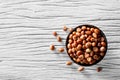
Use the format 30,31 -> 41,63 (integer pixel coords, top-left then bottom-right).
0,0 -> 120,80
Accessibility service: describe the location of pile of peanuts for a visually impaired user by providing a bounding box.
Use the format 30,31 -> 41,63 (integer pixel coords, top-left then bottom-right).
50,25 -> 105,72
67,25 -> 107,65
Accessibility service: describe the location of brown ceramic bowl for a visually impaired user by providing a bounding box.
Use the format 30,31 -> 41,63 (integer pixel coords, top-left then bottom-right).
66,24 -> 108,66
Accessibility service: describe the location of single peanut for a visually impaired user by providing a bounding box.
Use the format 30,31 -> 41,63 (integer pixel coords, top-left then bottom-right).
67,43 -> 72,49
76,50 -> 82,56
63,26 -> 67,31
101,42 -> 106,46
68,49 -> 72,54
90,51 -> 94,56
86,48 -> 91,53
100,52 -> 105,56
92,42 -> 96,46
93,55 -> 99,60
66,61 -> 72,65
93,47 -> 99,52
57,36 -> 62,42
101,37 -> 105,41
94,29 -> 100,34
50,44 -> 55,50
76,58 -> 81,63
92,33 -> 97,38
69,27 -> 73,32
80,35 -> 85,40
97,67 -> 102,72
85,42 -> 92,48
69,34 -> 73,39
77,44 -> 82,50
90,28 -> 94,32
78,66 -> 84,71
77,38 -> 82,44
58,48 -> 64,52
100,47 -> 106,52
76,28 -> 81,32
85,31 -> 91,35
85,53 -> 90,58
52,31 -> 57,36
81,26 -> 86,30
87,57 -> 92,62
76,32 -> 81,37
69,39 -> 73,44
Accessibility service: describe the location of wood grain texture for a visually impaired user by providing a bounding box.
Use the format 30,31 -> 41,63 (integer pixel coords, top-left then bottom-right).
0,0 -> 120,80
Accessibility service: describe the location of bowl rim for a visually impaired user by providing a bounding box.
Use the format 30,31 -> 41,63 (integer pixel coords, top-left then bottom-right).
66,24 -> 108,66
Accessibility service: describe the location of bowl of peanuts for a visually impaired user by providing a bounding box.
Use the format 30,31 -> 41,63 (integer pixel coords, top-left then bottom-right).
66,24 -> 107,66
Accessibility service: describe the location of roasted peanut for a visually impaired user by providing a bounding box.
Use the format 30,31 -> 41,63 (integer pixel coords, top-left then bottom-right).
87,57 -> 92,62
94,29 -> 100,34
86,48 -> 91,53
69,27 -> 73,32
52,31 -> 57,36
77,38 -> 82,44
69,34 -> 73,39
77,44 -> 82,50
90,28 -> 94,32
93,55 -> 99,60
76,32 -> 81,37
80,35 -> 85,40
81,26 -> 86,30
101,37 -> 105,41
63,26 -> 67,31
67,43 -> 72,49
100,52 -> 105,56
85,31 -> 91,35
101,42 -> 106,46
76,58 -> 81,63
100,47 -> 106,52
76,50 -> 82,56
68,49 -> 72,54
76,28 -> 81,32
97,67 -> 102,72
58,48 -> 64,52
78,66 -> 84,71
66,61 -> 72,65
57,36 -> 62,42
50,44 -> 55,50
85,53 -> 90,58
93,47 -> 99,52
85,42 -> 92,48
92,33 -> 97,38
69,39 -> 73,44
92,42 -> 96,46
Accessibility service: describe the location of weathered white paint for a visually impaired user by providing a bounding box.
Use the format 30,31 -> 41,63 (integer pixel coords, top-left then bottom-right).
0,0 -> 120,80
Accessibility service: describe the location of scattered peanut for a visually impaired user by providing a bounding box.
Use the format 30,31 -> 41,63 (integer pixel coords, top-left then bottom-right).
58,48 -> 64,53
50,44 -> 55,50
66,61 -> 72,65
57,36 -> 62,42
97,67 -> 102,72
52,31 -> 57,36
78,66 -> 84,71
63,26 -> 67,31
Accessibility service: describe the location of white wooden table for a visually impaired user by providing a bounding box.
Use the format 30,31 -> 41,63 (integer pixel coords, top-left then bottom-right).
0,0 -> 120,80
